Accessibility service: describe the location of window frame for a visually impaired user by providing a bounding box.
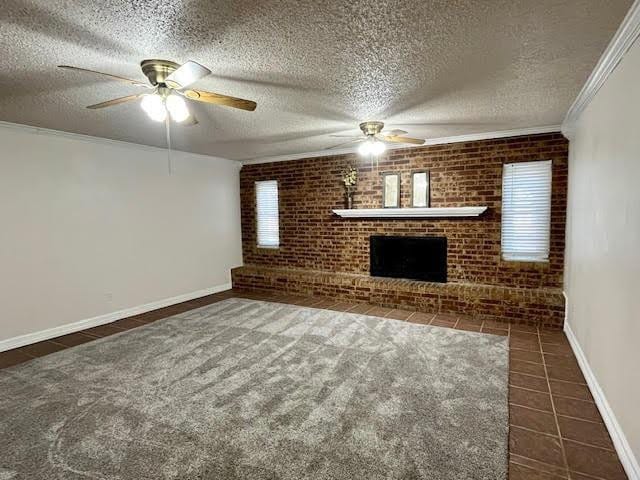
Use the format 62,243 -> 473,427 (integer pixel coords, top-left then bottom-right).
255,179 -> 280,249
501,160 -> 553,263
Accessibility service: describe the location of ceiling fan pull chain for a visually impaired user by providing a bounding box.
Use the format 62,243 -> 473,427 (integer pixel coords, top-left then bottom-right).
165,116 -> 173,175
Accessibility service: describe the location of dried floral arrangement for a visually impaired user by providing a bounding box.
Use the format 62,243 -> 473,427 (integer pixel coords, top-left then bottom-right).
341,165 -> 357,188
341,165 -> 357,208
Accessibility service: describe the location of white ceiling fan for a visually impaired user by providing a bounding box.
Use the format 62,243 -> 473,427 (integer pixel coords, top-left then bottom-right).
328,121 -> 425,156
58,59 -> 257,125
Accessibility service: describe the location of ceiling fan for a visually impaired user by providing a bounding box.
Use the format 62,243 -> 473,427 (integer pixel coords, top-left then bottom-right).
328,121 -> 425,155
58,59 -> 257,124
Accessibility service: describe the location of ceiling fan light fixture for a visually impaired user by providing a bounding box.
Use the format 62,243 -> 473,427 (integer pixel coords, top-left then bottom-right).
358,138 -> 386,156
166,94 -> 190,123
141,94 -> 166,122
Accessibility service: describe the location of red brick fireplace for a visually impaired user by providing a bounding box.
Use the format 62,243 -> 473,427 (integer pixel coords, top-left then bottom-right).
232,132 -> 568,328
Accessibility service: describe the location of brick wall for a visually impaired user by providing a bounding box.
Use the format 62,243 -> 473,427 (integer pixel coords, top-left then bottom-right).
240,133 -> 568,290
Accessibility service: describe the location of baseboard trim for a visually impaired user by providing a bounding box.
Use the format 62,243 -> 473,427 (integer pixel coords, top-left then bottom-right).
564,321 -> 640,480
0,283 -> 232,353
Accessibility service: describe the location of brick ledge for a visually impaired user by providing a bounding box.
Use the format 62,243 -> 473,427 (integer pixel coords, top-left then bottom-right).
232,265 -> 565,328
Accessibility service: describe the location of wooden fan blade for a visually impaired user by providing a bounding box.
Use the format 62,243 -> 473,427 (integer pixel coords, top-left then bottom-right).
165,61 -> 211,89
381,129 -> 408,136
58,65 -> 150,88
183,89 -> 257,111
86,94 -> 141,109
381,135 -> 425,145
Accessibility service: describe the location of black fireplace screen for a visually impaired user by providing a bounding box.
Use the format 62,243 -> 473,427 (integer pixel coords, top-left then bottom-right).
370,236 -> 447,283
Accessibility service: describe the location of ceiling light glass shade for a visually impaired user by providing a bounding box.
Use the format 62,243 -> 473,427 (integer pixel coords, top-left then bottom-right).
358,138 -> 386,156
371,140 -> 386,155
141,94 -> 167,122
358,141 -> 371,156
166,94 -> 190,123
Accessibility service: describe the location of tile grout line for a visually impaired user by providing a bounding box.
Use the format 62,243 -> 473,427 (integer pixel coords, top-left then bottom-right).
538,327 -> 573,479
562,437 -> 617,453
508,324 -> 572,479
510,416 -> 618,451
558,468 -> 615,480
510,424 -> 565,439
510,385 -> 593,403
509,392 -> 604,410
511,369 -> 587,386
509,460 -> 569,479
19,350 -> 42,360
508,401 -> 554,415
510,369 -> 588,386
511,351 -> 579,365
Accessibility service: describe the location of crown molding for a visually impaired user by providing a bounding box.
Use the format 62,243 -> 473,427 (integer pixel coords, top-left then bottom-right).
0,120 -> 238,165
562,0 -> 640,138
0,120 -> 563,167
241,125 -> 562,166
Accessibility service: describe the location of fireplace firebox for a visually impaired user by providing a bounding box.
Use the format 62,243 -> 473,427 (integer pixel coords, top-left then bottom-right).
370,236 -> 447,283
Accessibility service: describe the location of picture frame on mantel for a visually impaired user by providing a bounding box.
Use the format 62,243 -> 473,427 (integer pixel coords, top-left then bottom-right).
382,173 -> 400,208
411,171 -> 430,207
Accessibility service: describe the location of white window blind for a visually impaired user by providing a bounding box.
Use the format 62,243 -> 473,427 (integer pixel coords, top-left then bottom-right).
501,160 -> 552,262
256,180 -> 280,248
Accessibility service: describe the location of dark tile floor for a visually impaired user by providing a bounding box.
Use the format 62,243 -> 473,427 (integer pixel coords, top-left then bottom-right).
0,289 -> 628,480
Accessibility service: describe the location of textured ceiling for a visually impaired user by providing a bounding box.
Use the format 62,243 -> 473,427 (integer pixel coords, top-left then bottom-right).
0,0 -> 632,161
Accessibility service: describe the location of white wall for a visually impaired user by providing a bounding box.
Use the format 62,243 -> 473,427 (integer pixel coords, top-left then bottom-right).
565,37 -> 640,472
0,124 -> 242,344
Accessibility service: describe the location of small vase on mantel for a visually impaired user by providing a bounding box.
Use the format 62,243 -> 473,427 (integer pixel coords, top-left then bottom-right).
345,189 -> 354,209
341,165 -> 358,209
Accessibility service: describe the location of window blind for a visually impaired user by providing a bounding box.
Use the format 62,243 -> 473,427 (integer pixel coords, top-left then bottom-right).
501,160 -> 552,262
256,180 -> 280,248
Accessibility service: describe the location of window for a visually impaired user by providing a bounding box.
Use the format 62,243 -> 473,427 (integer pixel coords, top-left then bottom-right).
501,160 -> 552,262
256,180 -> 279,248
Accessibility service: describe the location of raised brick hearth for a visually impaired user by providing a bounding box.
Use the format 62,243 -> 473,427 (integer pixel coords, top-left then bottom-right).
231,265 -> 565,328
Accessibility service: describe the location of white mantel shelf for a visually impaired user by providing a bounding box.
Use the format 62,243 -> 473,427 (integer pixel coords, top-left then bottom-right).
332,206 -> 488,218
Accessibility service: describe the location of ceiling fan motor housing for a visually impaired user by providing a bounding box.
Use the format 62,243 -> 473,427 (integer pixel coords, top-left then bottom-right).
360,121 -> 385,136
140,59 -> 180,86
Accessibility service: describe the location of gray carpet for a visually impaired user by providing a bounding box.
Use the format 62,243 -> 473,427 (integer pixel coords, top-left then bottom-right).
0,298 -> 509,479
